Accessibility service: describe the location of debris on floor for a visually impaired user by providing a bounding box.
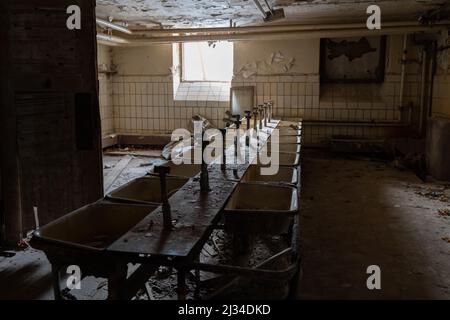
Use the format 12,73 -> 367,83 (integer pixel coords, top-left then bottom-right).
131,229 -> 291,300
438,208 -> 450,217
17,239 -> 30,250
104,145 -> 163,158
405,184 -> 450,203
415,188 -> 446,200
299,149 -> 450,299
103,151 -> 166,193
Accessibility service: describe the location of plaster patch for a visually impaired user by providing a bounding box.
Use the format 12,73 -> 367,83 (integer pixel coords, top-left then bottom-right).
236,51 -> 296,78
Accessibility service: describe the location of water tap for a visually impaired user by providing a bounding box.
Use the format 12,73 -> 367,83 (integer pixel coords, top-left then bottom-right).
200,137 -> 210,194
244,110 -> 252,129
268,101 -> 273,122
219,128 -> 227,170
263,103 -> 269,127
252,107 -> 258,130
231,115 -> 241,163
224,112 -> 242,164
258,105 -> 264,129
244,111 -> 252,146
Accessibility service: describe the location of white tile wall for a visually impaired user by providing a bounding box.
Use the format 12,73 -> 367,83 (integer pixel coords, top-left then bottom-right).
99,45 -> 425,145
231,74 -> 320,119
231,72 -> 422,144
175,82 -> 230,102
111,75 -> 230,135
99,73 -> 114,136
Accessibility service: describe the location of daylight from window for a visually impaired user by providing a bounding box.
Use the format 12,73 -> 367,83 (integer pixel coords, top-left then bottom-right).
183,41 -> 233,82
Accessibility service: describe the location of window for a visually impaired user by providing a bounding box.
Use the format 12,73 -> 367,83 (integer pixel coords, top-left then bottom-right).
182,41 -> 233,82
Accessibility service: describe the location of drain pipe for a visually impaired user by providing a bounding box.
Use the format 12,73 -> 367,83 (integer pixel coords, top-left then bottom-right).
137,21 -> 450,36
263,0 -> 274,15
96,18 -> 133,34
399,34 -> 409,123
252,0 -> 268,19
427,41 -> 438,117
419,47 -> 428,136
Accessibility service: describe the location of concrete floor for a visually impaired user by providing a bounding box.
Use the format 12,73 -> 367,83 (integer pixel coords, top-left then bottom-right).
1,150 -> 449,299
298,150 -> 450,299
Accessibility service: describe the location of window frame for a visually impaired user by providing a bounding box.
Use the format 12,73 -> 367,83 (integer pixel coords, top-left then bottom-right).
180,42 -> 232,83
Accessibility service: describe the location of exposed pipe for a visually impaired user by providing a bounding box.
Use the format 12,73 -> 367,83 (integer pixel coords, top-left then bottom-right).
399,34 -> 408,121
263,0 -> 274,15
96,18 -> 133,34
117,26 -> 448,46
303,120 -> 409,127
97,39 -> 119,47
427,41 -> 438,117
97,33 -> 129,44
133,20 -> 450,36
252,0 -> 267,19
419,48 -> 427,135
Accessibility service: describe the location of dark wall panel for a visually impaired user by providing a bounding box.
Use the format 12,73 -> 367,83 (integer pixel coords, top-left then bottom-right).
0,0 -> 103,243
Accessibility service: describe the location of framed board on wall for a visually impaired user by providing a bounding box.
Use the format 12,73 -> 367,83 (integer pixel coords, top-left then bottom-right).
320,36 -> 387,83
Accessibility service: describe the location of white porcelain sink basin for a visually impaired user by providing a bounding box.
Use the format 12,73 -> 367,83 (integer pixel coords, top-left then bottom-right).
224,183 -> 298,235
277,121 -> 301,128
277,128 -> 301,136
260,143 -> 301,154
149,162 -> 201,178
241,165 -> 299,185
107,176 -> 189,205
252,152 -> 300,166
32,202 -> 158,251
275,136 -> 301,144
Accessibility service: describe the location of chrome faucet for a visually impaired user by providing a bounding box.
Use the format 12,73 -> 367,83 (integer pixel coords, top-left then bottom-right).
154,165 -> 172,230
231,115 -> 242,164
223,112 -> 241,164
231,114 -> 242,129
268,101 -> 273,122
200,136 -> 210,194
258,105 -> 264,129
244,110 -> 252,129
244,110 -> 252,147
252,107 -> 258,130
263,103 -> 269,127
219,128 -> 227,170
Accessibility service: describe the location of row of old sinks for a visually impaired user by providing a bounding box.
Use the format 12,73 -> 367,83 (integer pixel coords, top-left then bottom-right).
32,120 -> 302,253
223,121 -> 301,235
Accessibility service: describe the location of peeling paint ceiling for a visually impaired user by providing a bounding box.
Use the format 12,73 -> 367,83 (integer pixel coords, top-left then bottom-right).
95,0 -> 450,29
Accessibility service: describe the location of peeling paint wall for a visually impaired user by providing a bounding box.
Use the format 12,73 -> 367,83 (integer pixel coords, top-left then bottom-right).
113,45 -> 173,75
98,44 -> 114,135
232,36 -> 423,144
98,34 -> 428,144
433,39 -> 450,119
233,39 -> 320,76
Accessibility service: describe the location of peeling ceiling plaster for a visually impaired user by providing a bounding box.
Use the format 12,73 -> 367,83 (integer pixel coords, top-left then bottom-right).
96,0 -> 449,29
